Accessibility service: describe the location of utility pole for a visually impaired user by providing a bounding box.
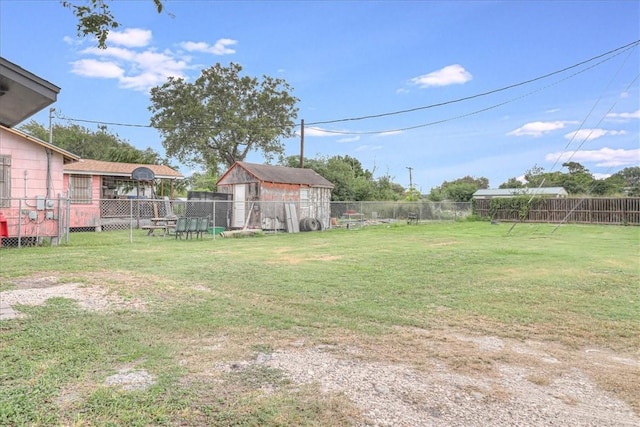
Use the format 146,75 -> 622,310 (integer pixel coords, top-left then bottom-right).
406,166 -> 414,191
47,108 -> 55,198
299,119 -> 304,168
48,108 -> 55,145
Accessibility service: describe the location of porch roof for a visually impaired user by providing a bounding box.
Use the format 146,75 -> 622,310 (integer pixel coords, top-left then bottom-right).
64,159 -> 184,179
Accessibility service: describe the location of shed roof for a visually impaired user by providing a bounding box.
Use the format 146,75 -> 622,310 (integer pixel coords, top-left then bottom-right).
64,159 -> 183,179
473,187 -> 568,197
1,125 -> 80,162
219,161 -> 334,188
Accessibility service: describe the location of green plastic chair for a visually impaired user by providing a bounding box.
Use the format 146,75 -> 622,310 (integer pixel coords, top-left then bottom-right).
174,217 -> 188,239
186,217 -> 199,239
196,217 -> 209,239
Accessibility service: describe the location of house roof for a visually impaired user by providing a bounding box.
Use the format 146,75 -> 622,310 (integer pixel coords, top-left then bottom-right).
0,57 -> 60,127
473,187 -> 568,197
1,125 -> 80,162
63,159 -> 184,179
219,161 -> 334,188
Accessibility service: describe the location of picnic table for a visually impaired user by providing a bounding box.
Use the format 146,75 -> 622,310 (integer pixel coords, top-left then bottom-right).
141,217 -> 177,236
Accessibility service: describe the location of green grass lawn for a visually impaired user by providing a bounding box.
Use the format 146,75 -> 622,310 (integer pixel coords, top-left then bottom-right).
1,221 -> 638,425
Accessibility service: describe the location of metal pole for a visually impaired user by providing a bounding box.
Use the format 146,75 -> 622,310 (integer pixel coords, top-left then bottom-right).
299,119 -> 304,168
406,166 -> 413,191
48,108 -> 54,145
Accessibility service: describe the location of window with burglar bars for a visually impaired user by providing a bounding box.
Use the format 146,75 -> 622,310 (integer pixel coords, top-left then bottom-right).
0,155 -> 10,208
69,174 -> 92,204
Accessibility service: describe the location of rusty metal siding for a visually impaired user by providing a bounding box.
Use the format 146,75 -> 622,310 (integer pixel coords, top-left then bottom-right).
259,183 -> 301,230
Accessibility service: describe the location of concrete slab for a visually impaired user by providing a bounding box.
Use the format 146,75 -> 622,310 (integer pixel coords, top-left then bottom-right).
0,300 -> 18,320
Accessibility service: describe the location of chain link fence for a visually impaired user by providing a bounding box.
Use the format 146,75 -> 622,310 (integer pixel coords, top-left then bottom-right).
330,200 -> 472,225
0,198 -> 472,248
0,195 -> 70,248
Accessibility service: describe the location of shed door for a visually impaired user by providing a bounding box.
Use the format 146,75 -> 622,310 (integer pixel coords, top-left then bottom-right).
233,184 -> 246,228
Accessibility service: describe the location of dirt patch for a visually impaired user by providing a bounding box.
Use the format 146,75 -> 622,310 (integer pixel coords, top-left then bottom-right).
104,367 -> 156,391
268,254 -> 342,265
1,273 -> 147,315
176,327 -> 639,426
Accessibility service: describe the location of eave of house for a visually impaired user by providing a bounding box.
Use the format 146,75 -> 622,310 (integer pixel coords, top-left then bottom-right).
0,57 -> 60,128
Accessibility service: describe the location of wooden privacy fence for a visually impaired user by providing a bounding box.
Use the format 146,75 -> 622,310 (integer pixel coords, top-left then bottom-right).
474,197 -> 640,225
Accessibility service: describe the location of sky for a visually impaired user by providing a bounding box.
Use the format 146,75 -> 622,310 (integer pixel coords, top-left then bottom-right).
1,0 -> 639,192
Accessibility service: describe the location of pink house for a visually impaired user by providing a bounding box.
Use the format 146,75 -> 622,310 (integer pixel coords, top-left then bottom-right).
63,159 -> 183,230
0,57 -> 80,244
0,57 -> 185,240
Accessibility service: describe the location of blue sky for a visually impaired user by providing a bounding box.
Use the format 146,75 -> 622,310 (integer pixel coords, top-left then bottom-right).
1,0 -> 638,191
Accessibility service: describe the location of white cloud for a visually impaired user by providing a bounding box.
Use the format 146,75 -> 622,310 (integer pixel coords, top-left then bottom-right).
134,50 -> 188,77
374,130 -> 402,137
107,28 -> 152,47
337,136 -> 360,143
72,31 -> 194,91
564,128 -> 626,142
545,147 -> 640,167
180,38 -> 237,55
354,144 -> 383,152
81,46 -> 137,61
302,127 -> 338,137
410,64 -> 472,88
62,35 -> 83,46
593,173 -> 612,180
507,121 -> 574,137
545,108 -> 560,114
606,109 -> 640,120
72,50 -> 188,91
119,72 -> 168,91
69,28 -> 238,92
70,59 -> 124,78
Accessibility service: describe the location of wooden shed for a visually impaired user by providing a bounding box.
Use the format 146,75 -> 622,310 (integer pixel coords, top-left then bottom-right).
216,161 -> 334,231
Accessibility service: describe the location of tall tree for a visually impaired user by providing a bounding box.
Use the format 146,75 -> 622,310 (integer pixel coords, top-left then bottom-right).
429,175 -> 489,202
499,177 -> 525,189
186,169 -> 219,192
282,155 -> 404,201
609,166 -> 640,196
149,63 -> 299,170
19,120 -> 164,164
61,0 -> 164,48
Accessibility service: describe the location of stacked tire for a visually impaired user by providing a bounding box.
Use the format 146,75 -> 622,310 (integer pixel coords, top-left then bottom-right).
299,217 -> 322,232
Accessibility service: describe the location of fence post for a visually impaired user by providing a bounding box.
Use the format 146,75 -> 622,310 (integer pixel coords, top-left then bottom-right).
17,199 -> 22,248
129,198 -> 134,243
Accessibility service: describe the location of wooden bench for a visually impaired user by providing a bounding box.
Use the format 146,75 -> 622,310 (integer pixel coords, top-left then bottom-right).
407,212 -> 419,224
141,225 -> 168,236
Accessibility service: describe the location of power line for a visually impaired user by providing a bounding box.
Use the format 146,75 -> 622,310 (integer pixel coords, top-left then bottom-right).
305,45 -> 637,136
54,39 -> 639,134
507,67 -> 640,235
305,39 -> 640,126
